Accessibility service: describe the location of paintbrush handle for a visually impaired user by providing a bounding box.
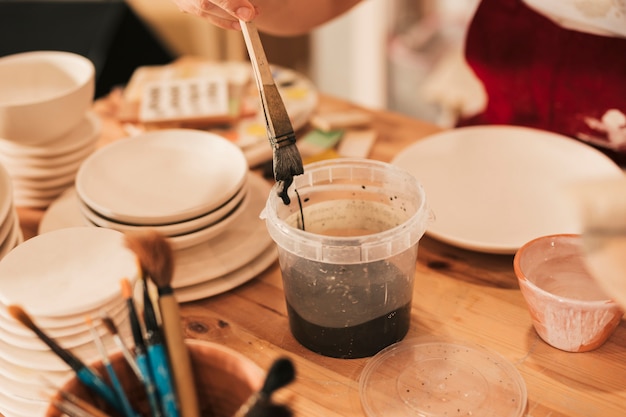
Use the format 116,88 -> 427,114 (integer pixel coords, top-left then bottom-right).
147,343 -> 180,417
103,362 -> 139,417
136,351 -> 163,417
240,20 -> 274,87
158,295 -> 201,417
240,20 -> 295,147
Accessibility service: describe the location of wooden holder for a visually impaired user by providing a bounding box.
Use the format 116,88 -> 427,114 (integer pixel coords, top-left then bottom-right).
45,339 -> 264,417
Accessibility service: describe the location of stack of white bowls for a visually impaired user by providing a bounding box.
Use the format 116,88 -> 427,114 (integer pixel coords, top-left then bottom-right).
40,129 -> 277,302
0,227 -> 137,417
0,51 -> 97,208
0,163 -> 23,260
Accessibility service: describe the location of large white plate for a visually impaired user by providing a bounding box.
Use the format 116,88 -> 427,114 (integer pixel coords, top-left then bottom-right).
523,0 -> 626,38
391,125 -> 624,254
76,129 -> 248,225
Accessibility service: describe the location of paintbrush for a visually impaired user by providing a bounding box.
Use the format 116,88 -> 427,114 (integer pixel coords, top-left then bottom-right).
7,305 -> 123,413
125,230 -> 201,417
234,357 -> 296,417
240,19 -> 304,204
131,248 -> 180,417
119,278 -> 163,417
244,404 -> 293,417
85,315 -> 138,417
41,377 -> 114,417
50,396 -> 100,417
100,312 -> 142,381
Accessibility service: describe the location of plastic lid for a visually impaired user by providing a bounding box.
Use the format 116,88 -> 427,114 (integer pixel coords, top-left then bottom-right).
359,337 -> 527,417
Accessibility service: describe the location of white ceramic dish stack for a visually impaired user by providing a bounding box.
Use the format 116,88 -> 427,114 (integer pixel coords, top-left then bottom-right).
74,129 -> 250,249
0,163 -> 23,261
0,111 -> 100,209
0,227 -> 138,417
0,50 -> 97,209
39,129 -> 278,303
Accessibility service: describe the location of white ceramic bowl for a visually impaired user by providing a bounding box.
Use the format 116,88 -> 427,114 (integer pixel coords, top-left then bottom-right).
0,51 -> 95,145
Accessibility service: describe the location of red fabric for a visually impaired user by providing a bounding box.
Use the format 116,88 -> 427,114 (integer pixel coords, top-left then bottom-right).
460,0 -> 626,164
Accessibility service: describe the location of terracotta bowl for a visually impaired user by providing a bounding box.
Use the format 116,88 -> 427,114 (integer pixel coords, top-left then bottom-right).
0,51 -> 95,145
45,339 -> 264,417
514,233 -> 623,352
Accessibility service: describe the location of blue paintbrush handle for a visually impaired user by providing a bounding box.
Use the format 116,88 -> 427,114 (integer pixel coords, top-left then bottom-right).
147,343 -> 180,417
136,351 -> 163,417
76,366 -> 124,413
104,362 -> 140,417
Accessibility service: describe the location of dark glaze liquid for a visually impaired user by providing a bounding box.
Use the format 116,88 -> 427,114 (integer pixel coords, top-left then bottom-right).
286,301 -> 412,359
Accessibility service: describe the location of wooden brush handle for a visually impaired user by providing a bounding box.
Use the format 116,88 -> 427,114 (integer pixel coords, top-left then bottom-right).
240,20 -> 295,145
159,295 -> 201,417
240,20 -> 275,87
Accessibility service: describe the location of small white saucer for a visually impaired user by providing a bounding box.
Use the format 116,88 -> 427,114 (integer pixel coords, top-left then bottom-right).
76,129 -> 249,225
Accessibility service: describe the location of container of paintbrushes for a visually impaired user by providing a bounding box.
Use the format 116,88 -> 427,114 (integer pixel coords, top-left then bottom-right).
45,339 -> 265,417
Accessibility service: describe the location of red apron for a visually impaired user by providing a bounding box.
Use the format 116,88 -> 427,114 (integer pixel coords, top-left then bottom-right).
460,0 -> 626,165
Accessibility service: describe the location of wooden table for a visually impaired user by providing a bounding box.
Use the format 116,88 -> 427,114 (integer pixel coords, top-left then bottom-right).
17,93 -> 626,417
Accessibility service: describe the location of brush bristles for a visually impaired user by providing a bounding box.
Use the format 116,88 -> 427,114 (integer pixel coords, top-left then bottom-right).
100,314 -> 118,336
262,357 -> 296,396
273,142 -> 304,182
120,278 -> 133,300
124,230 -> 174,289
7,305 -> 35,331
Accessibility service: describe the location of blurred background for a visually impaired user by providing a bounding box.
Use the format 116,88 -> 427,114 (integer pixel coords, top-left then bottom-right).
0,0 -> 486,127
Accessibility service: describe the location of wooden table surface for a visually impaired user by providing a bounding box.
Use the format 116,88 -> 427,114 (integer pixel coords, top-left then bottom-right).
16,93 -> 626,417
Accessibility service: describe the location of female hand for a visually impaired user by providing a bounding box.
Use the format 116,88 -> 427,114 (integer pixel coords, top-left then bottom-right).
171,0 -> 259,30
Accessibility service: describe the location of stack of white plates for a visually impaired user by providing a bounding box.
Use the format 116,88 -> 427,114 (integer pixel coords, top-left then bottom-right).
39,129 -> 277,302
0,227 -> 137,417
0,163 -> 23,261
0,112 -> 100,208
74,129 -> 250,251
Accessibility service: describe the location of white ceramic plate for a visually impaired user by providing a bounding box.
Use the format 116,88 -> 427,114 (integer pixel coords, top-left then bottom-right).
0,207 -> 16,249
0,305 -> 128,351
0,298 -> 126,340
0,109 -> 100,154
0,389 -> 45,417
0,163 -> 12,225
391,125 -> 624,254
0,227 -> 138,317
78,175 -> 248,237
174,244 -> 277,303
41,173 -> 275,292
0,140 -> 95,171
2,156 -> 84,180
11,170 -> 76,190
0,352 -> 70,389
0,214 -> 21,260
523,0 -> 626,38
0,111 -> 100,158
76,129 -> 249,225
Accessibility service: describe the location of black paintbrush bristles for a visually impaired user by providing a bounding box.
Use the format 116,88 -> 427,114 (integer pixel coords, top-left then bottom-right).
234,357 -> 296,417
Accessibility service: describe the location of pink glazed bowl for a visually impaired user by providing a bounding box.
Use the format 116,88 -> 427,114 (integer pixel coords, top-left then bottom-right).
514,234 -> 623,352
